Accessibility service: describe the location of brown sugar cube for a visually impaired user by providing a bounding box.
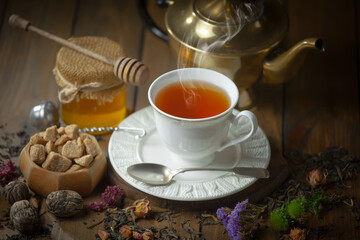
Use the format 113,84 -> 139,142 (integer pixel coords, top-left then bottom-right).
45,141 -> 56,154
62,139 -> 84,159
42,152 -> 72,172
55,134 -> 70,146
57,145 -> 63,154
29,144 -> 46,164
65,124 -> 79,140
65,164 -> 82,173
74,154 -> 94,168
57,126 -> 65,135
83,137 -> 101,157
29,133 -> 47,145
44,125 -> 58,142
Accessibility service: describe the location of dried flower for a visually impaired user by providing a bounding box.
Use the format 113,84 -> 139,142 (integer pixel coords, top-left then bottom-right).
270,208 -> 289,232
287,197 -> 306,220
284,228 -> 307,240
101,185 -> 124,208
216,207 -> 231,226
98,229 -> 110,240
0,159 -> 18,187
216,199 -> 248,240
134,199 -> 151,218
141,231 -> 154,240
88,185 -> 123,211
307,169 -> 327,188
119,225 -> 133,238
88,201 -> 106,212
133,231 -> 143,239
124,198 -> 152,222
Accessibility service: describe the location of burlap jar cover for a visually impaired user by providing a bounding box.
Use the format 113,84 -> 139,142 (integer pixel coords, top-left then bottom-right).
54,36 -> 127,104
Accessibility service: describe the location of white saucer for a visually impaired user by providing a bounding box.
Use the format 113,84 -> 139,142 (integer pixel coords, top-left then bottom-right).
108,106 -> 271,201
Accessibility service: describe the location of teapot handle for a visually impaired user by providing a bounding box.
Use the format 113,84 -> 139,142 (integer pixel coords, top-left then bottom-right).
137,0 -> 169,42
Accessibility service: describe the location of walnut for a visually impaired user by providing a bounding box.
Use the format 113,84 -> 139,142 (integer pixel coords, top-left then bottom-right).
4,181 -> 30,205
10,200 -> 39,233
46,190 -> 83,217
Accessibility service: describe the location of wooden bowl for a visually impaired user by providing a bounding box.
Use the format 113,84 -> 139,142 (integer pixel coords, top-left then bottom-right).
19,135 -> 107,197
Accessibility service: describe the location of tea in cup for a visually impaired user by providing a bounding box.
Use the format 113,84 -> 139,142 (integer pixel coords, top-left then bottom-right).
148,68 -> 258,166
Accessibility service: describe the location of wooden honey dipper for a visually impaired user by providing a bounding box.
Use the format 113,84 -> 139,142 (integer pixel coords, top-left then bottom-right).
8,14 -> 149,86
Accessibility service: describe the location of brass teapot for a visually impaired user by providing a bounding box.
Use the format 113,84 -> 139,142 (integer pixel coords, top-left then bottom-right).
140,0 -> 324,108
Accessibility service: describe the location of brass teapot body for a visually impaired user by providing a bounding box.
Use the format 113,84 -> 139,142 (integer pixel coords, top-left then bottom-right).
141,0 -> 324,108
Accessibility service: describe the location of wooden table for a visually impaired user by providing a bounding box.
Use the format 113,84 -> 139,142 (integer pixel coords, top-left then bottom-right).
0,0 -> 359,239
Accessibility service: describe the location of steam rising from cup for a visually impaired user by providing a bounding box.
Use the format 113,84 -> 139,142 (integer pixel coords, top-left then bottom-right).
175,1 -> 260,107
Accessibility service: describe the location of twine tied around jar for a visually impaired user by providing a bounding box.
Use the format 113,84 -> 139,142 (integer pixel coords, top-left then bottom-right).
54,67 -> 123,104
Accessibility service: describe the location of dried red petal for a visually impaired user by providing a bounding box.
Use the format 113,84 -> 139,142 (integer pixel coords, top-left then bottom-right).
289,228 -> 307,240
142,231 -> 155,240
101,185 -> 123,208
134,199 -> 151,218
119,225 -> 133,238
98,229 -> 109,240
88,201 -> 106,211
308,169 -> 327,188
132,231 -> 143,239
0,159 -> 18,187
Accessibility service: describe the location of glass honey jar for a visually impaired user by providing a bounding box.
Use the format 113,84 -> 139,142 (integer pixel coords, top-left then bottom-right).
53,36 -> 128,133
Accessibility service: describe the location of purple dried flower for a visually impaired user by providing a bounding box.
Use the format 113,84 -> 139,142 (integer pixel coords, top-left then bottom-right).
101,185 -> 123,208
216,199 -> 248,240
216,207 -> 230,226
0,159 -> 18,187
88,185 -> 124,211
88,201 -> 106,212
234,199 -> 248,212
227,217 -> 242,240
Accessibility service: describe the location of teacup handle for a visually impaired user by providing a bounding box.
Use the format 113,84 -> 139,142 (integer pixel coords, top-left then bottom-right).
217,110 -> 258,152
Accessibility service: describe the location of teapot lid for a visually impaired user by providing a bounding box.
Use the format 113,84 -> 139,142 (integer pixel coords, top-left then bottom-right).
194,0 -> 263,25
165,0 -> 288,55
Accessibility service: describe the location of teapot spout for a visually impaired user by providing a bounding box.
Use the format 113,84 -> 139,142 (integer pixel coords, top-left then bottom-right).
262,38 -> 324,84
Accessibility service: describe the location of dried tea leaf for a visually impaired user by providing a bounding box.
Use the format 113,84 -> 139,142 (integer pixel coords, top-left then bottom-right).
4,181 -> 30,205
46,190 -> 83,217
10,200 -> 39,233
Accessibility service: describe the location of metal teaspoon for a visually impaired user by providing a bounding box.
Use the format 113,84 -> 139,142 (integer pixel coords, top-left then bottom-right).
127,163 -> 270,185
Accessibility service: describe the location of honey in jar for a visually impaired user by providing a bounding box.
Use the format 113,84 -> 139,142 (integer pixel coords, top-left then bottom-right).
53,36 -> 128,133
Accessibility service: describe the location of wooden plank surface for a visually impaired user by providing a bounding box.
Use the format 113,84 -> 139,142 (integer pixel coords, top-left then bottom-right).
0,0 -> 76,133
282,1 -> 360,239
284,0 -> 360,154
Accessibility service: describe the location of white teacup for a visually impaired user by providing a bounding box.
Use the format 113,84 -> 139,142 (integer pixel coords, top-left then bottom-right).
148,68 -> 258,166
